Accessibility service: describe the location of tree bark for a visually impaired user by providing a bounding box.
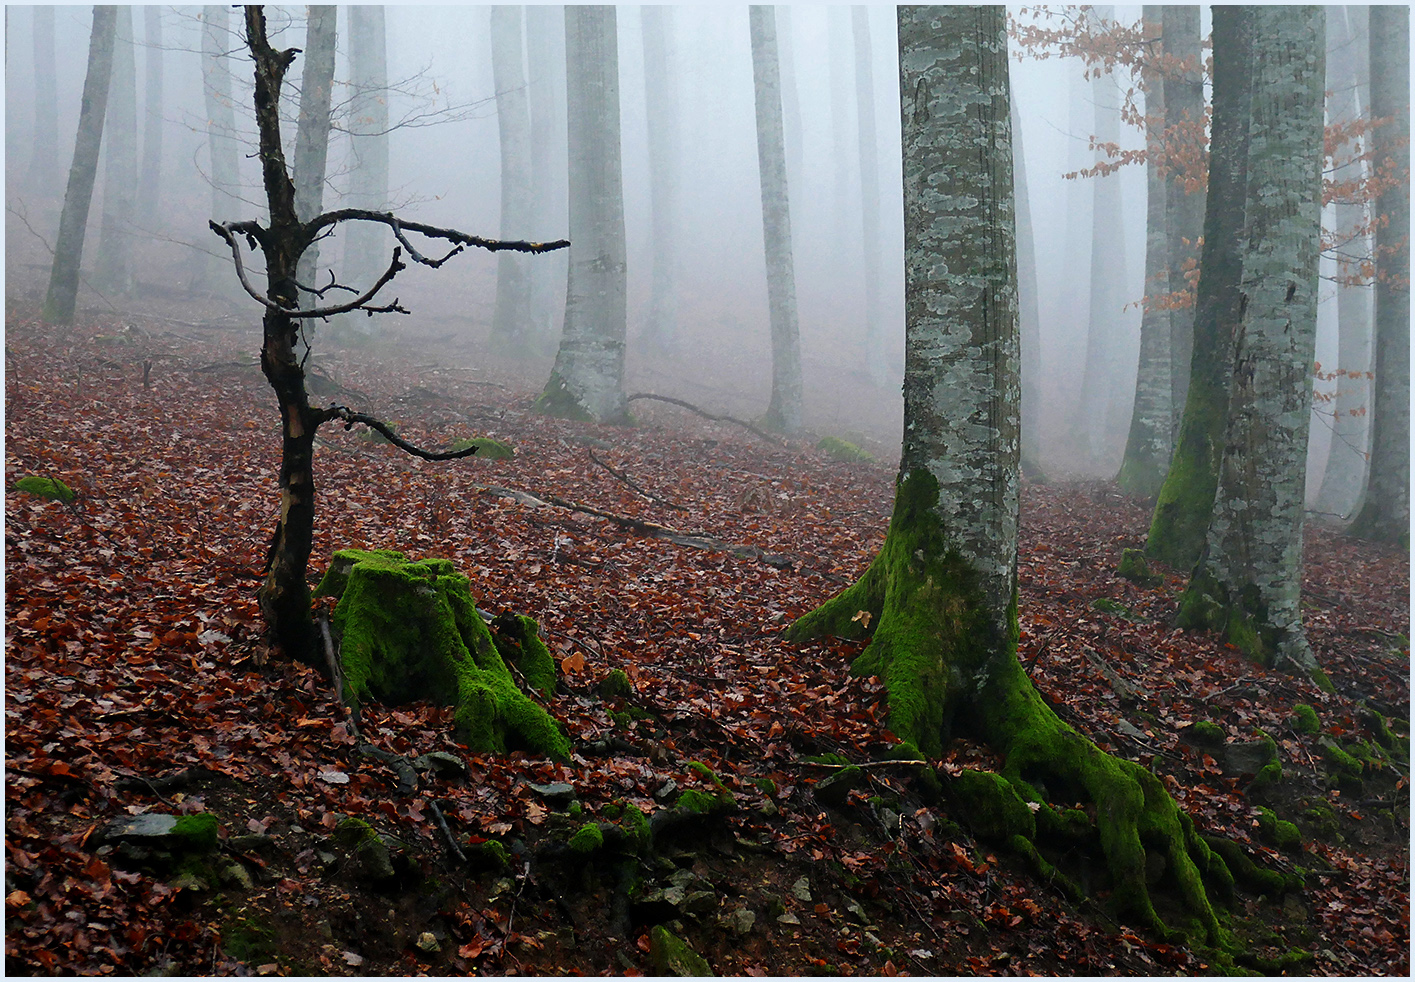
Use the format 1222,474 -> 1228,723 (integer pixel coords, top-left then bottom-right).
749,5 -> 803,434
1117,6 -> 1173,497
790,7 -> 1229,942
853,6 -> 888,386
342,5 -> 390,307
1011,86 -> 1044,479
490,5 -> 536,354
27,6 -> 59,198
1146,7 -> 1254,569
536,5 -> 629,424
94,6 -> 136,297
526,4 -> 569,348
42,6 -> 118,326
293,5 -> 337,293
1162,5 -> 1206,436
137,6 -> 163,222
1348,5 -> 1410,542
640,5 -> 680,353
1178,6 -> 1327,683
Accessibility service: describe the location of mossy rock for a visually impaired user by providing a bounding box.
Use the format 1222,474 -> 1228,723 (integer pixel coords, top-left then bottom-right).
468,839 -> 510,872
449,436 -> 515,460
598,668 -> 633,700
1319,739 -> 1363,778
568,823 -> 604,853
314,549 -> 569,759
676,788 -> 732,815
1090,597 -> 1129,616
1250,761 -> 1283,794
1117,548 -> 1162,586
13,475 -> 76,502
1290,703 -> 1321,735
1186,720 -> 1226,747
950,769 -> 1036,842
649,925 -> 713,976
816,436 -> 873,463
813,765 -> 865,809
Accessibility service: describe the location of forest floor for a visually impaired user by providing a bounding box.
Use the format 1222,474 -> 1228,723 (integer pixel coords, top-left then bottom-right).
4,299 -> 1409,976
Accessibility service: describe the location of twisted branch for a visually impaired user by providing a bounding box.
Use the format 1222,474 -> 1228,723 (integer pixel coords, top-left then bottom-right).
322,405 -> 483,462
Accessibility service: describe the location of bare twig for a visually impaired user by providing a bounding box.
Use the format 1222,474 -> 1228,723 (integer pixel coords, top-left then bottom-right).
626,392 -> 783,445
322,405 -> 483,461
429,801 -> 467,863
586,447 -> 687,511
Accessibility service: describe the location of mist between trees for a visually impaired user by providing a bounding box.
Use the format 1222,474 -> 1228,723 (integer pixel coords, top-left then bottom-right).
4,5 -> 1406,517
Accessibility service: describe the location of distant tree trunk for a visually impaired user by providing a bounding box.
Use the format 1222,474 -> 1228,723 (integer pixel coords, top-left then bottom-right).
490,5 -> 536,354
749,5 -> 803,434
293,5 -> 337,294
828,7 -> 853,251
852,6 -> 888,386
137,6 -> 163,222
1011,89 -> 1044,479
42,6 -> 118,326
1314,6 -> 1372,517
775,5 -> 804,203
342,5 -> 390,304
27,6 -> 58,197
1179,6 -> 1327,683
1348,5 -> 1410,542
536,5 -> 628,423
1059,68 -> 1092,437
640,5 -> 680,352
526,4 -> 568,347
1145,6 -> 1253,569
193,4 -> 240,293
1163,4 -> 1205,436
94,6 -> 136,297
1117,6 -> 1173,497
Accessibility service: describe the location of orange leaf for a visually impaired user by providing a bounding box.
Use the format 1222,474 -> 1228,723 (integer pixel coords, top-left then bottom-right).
561,650 -> 586,674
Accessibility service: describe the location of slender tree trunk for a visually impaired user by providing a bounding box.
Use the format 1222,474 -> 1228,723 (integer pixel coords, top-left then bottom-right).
640,5 -> 680,352
1179,6 -> 1327,682
137,6 -> 163,222
852,6 -> 888,386
775,5 -> 803,205
1314,6 -> 1372,517
526,4 -> 569,348
789,7 -> 1227,941
749,5 -> 803,434
42,6 -> 118,326
27,6 -> 58,198
193,4 -> 240,293
1348,5 -> 1410,542
342,5 -> 390,307
490,5 -> 536,354
1011,87 -> 1044,479
1146,7 -> 1254,569
828,7 -> 853,254
1163,4 -> 1205,436
536,5 -> 628,423
1059,68 -> 1092,440
1118,6 -> 1173,496
94,6 -> 136,297
293,5 -> 337,293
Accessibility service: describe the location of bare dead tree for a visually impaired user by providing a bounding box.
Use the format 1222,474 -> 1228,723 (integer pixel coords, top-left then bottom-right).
213,6 -> 567,665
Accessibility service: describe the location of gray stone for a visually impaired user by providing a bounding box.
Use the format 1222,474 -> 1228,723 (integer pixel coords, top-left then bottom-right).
814,766 -> 865,809
682,890 -> 718,917
775,912 -> 801,926
217,859 -> 253,889
108,813 -> 179,840
1223,738 -> 1278,776
790,876 -> 812,902
719,908 -> 755,936
414,752 -> 468,777
526,781 -> 575,804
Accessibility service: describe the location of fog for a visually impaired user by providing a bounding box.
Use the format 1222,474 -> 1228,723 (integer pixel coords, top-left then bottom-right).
5,6 -> 1345,484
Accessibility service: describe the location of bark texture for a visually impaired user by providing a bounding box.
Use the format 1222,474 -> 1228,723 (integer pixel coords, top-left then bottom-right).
1146,7 -> 1254,569
42,5 -> 118,326
641,5 -> 680,352
490,6 -> 536,353
27,6 -> 59,197
1179,6 -> 1327,682
749,5 -> 803,434
1348,5 -> 1410,543
95,6 -> 136,297
537,5 -> 628,424
293,5 -> 337,292
137,6 -> 163,221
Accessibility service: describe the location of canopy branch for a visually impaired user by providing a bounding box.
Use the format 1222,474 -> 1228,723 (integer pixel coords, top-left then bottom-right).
307,208 -> 570,256
321,406 -> 483,462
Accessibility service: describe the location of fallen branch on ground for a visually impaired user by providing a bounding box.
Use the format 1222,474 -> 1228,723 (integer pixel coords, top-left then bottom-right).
626,392 -> 783,445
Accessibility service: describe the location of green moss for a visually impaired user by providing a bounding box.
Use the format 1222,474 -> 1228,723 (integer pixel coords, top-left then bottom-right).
687,761 -> 726,789
568,823 -> 603,854
1009,835 -> 1083,902
1188,720 -> 1226,746
1290,704 -> 1320,734
317,549 -> 568,759
887,742 -> 927,762
950,769 -> 1036,841
1091,597 -> 1129,616
473,839 -> 510,871
171,813 -> 220,852
1146,376 -> 1227,570
803,753 -> 850,766
1300,801 -> 1339,838
598,668 -> 632,700
1320,741 -> 1362,778
1255,807 -> 1277,838
568,801 -> 584,819
448,436 -> 515,459
1251,761 -> 1283,792
648,924 -> 712,976
490,613 -> 557,697
222,913 -> 278,964
753,777 -> 778,795
1117,548 -> 1163,586
1272,820 -> 1302,852
618,803 -> 651,851
13,475 -> 76,502
816,436 -> 873,463
533,371 -> 594,422
1202,836 -> 1292,898
676,788 -> 722,814
334,816 -> 379,850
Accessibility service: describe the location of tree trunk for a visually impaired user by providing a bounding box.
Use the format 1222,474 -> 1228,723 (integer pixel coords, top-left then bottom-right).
828,7 -> 854,260
293,5 -> 337,294
193,4 -> 240,293
1348,5 -> 1410,542
852,6 -> 888,386
790,7 -> 1228,943
1011,86 -> 1045,479
42,6 -> 117,326
27,6 -> 58,198
490,6 -> 536,354
536,5 -> 629,424
1163,5 -> 1206,436
1314,6 -> 1372,518
749,5 -> 803,434
94,5 -> 136,297
526,4 -> 568,349
137,6 -> 163,222
1145,7 -> 1254,569
775,5 -> 803,207
1117,6 -> 1173,497
640,5 -> 680,353
342,5 -> 390,307
1178,6 -> 1327,684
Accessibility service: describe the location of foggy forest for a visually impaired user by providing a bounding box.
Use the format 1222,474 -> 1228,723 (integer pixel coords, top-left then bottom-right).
4,4 -> 1409,976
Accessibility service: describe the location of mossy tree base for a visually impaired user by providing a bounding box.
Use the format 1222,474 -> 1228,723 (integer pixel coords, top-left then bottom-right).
315,549 -> 569,759
787,472 -> 1230,944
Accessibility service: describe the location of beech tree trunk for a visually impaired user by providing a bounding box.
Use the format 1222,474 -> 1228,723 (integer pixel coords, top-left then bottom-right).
137,6 -> 163,222
852,6 -> 888,386
1146,7 -> 1254,569
640,5 -> 680,352
775,5 -> 804,205
789,7 -> 1230,943
1348,5 -> 1410,543
1118,6 -> 1173,497
490,5 -> 536,354
536,5 -> 629,424
193,4 -> 240,293
749,5 -> 803,434
293,5 -> 337,293
27,6 -> 59,198
94,6 -> 136,297
526,5 -> 569,346
42,6 -> 118,326
1011,88 -> 1044,478
342,6 -> 390,305
1178,6 -> 1327,683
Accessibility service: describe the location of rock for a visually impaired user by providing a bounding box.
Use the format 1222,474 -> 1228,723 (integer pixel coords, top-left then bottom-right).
1223,736 -> 1278,776
791,876 -> 812,902
169,869 -> 211,891
719,908 -> 755,936
682,891 -> 719,917
526,781 -> 577,805
775,912 -> 801,926
217,858 -> 253,889
105,813 -> 221,854
649,925 -> 713,976
655,780 -> 679,801
413,752 -> 468,778
227,834 -> 276,853
813,766 -> 865,809
415,932 -> 440,953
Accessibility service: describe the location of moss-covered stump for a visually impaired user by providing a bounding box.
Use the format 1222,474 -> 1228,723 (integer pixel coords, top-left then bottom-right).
315,549 -> 569,759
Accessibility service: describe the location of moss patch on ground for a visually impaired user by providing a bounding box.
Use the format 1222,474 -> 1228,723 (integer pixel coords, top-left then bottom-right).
449,436 -> 515,459
816,436 -> 873,463
13,475 -> 76,502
